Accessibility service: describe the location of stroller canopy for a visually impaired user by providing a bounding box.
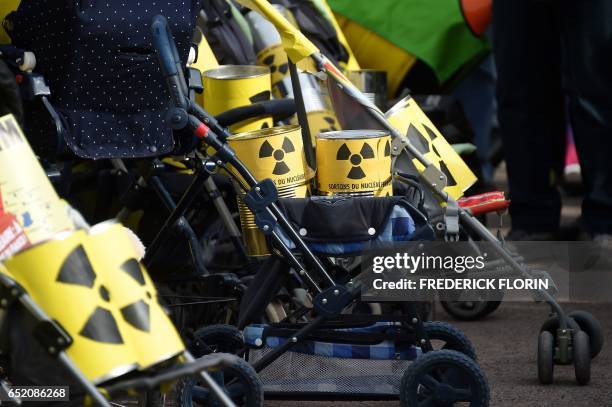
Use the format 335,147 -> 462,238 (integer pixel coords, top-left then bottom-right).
9,0 -> 201,159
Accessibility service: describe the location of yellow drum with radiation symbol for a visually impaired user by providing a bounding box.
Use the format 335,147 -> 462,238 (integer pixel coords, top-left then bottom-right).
228,125 -> 311,256
202,65 -> 273,133
257,44 -> 318,89
3,222 -> 184,384
245,4 -> 318,89
316,130 -> 393,197
385,97 -> 477,199
299,110 -> 341,140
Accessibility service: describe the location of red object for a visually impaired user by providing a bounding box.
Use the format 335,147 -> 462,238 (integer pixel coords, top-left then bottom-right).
0,214 -> 30,259
460,0 -> 492,37
194,123 -> 209,139
15,74 -> 23,84
0,188 -> 30,259
458,191 -> 510,215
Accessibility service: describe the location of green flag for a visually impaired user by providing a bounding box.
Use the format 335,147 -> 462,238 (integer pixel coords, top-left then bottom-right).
327,0 -> 489,83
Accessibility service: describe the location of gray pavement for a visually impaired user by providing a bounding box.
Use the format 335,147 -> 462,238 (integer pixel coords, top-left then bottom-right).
266,303 -> 610,407
267,166 -> 611,406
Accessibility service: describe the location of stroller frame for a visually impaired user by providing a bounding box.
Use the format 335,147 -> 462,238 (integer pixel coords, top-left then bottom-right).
150,0 -> 594,392
150,15 -> 489,403
249,1 -> 576,331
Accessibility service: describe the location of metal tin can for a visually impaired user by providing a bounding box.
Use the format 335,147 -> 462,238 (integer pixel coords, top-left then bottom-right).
246,6 -> 318,88
276,72 -> 341,144
316,130 -> 392,197
228,125 -> 311,256
347,69 -> 388,111
202,65 -> 273,133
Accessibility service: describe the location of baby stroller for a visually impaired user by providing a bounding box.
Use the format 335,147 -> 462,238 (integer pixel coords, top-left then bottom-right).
239,0 -> 603,386
0,108 -> 265,406
155,0 -> 601,399
4,0 -> 267,334
150,15 -> 490,406
0,222 -> 256,407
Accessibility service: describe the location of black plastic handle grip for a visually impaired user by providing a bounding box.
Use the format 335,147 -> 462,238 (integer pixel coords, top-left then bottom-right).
151,15 -> 188,108
151,15 -> 177,77
216,99 -> 297,127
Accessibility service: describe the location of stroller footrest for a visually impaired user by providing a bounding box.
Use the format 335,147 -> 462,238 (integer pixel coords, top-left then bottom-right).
243,323 -> 420,361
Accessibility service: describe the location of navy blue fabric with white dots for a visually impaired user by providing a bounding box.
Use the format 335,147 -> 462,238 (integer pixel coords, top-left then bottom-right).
11,0 -> 201,159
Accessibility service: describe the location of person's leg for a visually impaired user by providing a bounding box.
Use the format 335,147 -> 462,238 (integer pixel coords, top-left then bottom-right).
453,54 -> 496,184
559,0 -> 612,236
493,0 -> 565,235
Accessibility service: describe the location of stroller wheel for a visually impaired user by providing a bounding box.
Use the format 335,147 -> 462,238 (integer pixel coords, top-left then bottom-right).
537,331 -> 554,385
424,321 -> 477,360
568,310 -> 603,359
440,300 -> 497,321
176,354 -> 264,407
191,324 -> 245,357
400,350 -> 489,407
573,331 -> 591,386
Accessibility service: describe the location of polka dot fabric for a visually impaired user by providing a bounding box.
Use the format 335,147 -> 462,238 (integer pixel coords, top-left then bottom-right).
10,0 -> 201,159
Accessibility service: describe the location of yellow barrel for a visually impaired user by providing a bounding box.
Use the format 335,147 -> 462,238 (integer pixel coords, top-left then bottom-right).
300,110 -> 341,140
228,125 -> 311,256
0,114 -> 74,260
245,5 -> 318,88
202,65 -> 273,133
2,222 -> 184,384
316,130 -> 392,197
256,43 -> 318,89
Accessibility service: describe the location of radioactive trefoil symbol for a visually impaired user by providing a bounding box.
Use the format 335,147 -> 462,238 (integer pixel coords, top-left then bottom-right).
56,246 -> 152,344
259,137 -> 295,175
262,54 -> 289,76
407,124 -> 457,187
318,116 -> 339,133
336,142 -> 376,180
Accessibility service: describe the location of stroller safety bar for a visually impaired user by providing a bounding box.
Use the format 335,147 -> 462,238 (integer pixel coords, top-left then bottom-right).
216,99 -> 297,127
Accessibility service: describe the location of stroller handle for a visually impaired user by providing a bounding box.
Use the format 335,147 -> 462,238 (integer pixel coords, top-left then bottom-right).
151,15 -> 188,109
216,99 -> 297,128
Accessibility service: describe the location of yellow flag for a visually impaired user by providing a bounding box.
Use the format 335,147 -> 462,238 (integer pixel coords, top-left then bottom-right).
236,0 -> 320,63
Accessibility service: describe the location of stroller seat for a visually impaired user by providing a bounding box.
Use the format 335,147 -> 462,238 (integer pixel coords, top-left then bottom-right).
276,196 -> 435,256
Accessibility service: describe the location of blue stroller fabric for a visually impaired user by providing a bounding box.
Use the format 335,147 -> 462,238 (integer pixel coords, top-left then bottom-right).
244,322 -> 421,360
274,196 -> 435,256
277,204 -> 416,255
9,0 -> 201,159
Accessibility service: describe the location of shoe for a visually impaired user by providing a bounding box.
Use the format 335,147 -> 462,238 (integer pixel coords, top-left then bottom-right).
505,229 -> 557,241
